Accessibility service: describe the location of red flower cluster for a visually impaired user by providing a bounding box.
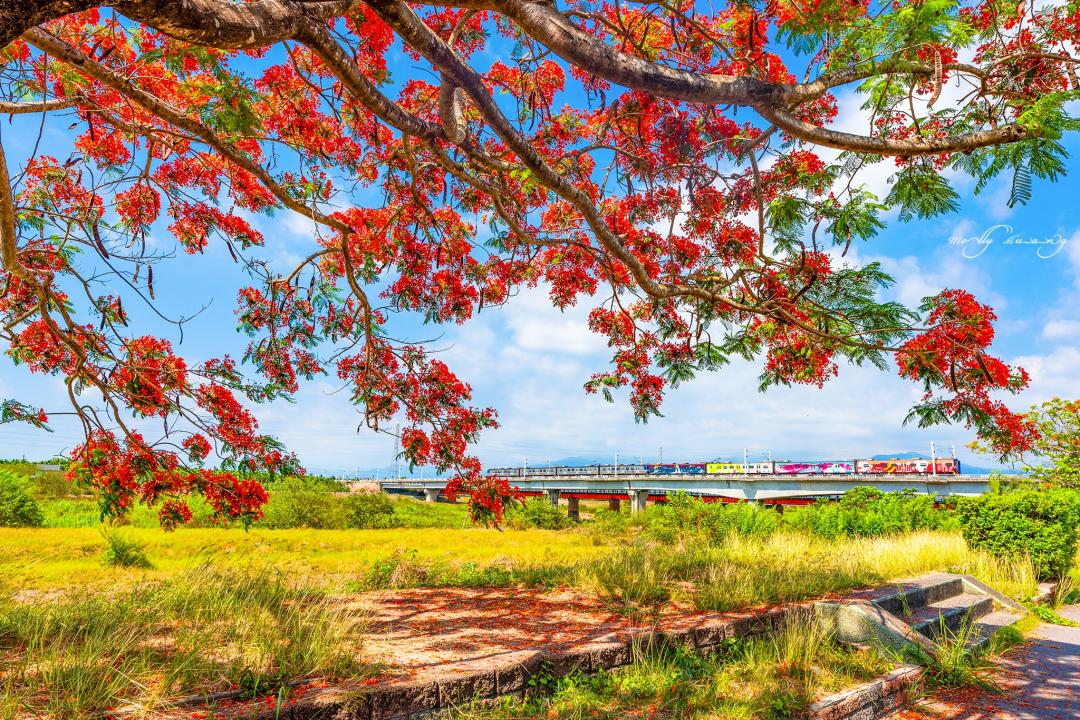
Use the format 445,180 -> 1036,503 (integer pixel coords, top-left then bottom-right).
898,290 -> 1036,455
3,0 -> 1066,528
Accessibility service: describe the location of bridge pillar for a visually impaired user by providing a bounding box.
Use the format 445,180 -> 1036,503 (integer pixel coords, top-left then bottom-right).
630,490 -> 648,515
567,496 -> 580,522
608,498 -> 621,512
423,488 -> 440,503
545,489 -> 561,507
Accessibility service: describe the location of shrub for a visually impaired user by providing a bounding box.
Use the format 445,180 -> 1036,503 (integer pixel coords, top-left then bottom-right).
643,492 -> 778,543
0,468 -> 44,527
259,477 -> 346,529
29,469 -> 75,499
785,489 -> 959,539
101,530 -> 152,568
587,507 -> 631,544
344,491 -> 397,529
507,497 -> 572,530
957,488 -> 1080,580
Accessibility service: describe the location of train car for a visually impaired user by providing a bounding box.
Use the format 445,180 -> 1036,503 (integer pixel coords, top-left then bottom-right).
485,455 -> 960,478
775,461 -> 857,474
706,462 -> 773,474
935,458 -> 961,474
856,458 -> 961,475
645,463 -> 706,475
774,462 -> 822,474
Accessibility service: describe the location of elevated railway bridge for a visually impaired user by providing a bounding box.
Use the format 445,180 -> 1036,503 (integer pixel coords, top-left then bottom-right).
377,472 -> 993,520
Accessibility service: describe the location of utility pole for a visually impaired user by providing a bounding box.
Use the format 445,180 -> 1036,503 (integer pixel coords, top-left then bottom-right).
395,423 -> 401,480
743,448 -> 749,476
930,441 -> 937,477
615,452 -> 619,478
524,457 -> 528,478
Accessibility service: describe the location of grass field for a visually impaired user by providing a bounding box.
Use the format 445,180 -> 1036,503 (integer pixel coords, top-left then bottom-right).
1,522 -> 607,593
3,525 -> 1015,720
0,466 -> 1055,719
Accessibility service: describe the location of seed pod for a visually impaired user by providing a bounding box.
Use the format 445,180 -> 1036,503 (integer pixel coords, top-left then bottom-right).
927,49 -> 943,109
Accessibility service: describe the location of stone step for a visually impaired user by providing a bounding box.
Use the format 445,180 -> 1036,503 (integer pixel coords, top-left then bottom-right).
872,574 -> 965,617
964,609 -> 1027,652
907,593 -> 995,640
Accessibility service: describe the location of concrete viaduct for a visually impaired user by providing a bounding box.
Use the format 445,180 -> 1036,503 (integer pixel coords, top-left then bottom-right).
377,473 -> 993,521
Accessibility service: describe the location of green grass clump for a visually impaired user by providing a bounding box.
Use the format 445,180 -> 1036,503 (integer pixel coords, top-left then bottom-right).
351,548 -> 578,591
893,615 -> 1022,694
101,529 -> 153,569
587,540 -> 673,613
0,563 -> 368,718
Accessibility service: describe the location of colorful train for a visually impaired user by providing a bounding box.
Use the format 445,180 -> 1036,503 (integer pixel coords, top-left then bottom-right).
486,457 -> 961,478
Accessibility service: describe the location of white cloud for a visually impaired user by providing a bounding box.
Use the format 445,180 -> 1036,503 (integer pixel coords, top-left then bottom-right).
1042,319 -> 1080,340
1011,345 -> 1080,404
875,249 -> 1004,310
435,282 -> 987,469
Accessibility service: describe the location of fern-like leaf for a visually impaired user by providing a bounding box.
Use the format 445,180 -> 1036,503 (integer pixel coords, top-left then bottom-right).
1008,161 -> 1032,208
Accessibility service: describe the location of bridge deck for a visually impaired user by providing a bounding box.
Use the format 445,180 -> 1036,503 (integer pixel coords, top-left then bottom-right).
378,473 -> 991,501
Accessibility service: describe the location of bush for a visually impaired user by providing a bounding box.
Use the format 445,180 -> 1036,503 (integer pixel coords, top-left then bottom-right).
643,492 -> 778,543
28,469 -> 74,499
958,488 -> 1080,580
101,530 -> 152,568
0,469 -> 44,527
344,491 -> 397,529
785,489 -> 959,540
259,477 -> 346,529
506,497 -> 572,530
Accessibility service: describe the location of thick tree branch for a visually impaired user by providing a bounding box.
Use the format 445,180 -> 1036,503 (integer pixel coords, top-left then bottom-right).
112,0 -> 361,48
0,96 -> 78,114
757,104 -> 1030,157
294,19 -> 443,140
23,27 -> 350,234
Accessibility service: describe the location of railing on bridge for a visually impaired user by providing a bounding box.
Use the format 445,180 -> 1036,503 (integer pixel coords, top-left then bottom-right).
377,471 -> 993,513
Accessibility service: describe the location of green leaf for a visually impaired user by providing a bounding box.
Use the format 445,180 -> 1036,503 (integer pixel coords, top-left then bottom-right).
886,168 -> 960,221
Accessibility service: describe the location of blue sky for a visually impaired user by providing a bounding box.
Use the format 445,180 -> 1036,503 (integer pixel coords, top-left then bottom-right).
1,40 -> 1078,476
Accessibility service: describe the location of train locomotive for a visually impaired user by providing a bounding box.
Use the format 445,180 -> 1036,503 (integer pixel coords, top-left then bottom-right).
486,457 -> 960,478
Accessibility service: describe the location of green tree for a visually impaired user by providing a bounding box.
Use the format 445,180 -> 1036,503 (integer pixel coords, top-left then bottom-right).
0,468 -> 44,527
973,398 -> 1080,488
